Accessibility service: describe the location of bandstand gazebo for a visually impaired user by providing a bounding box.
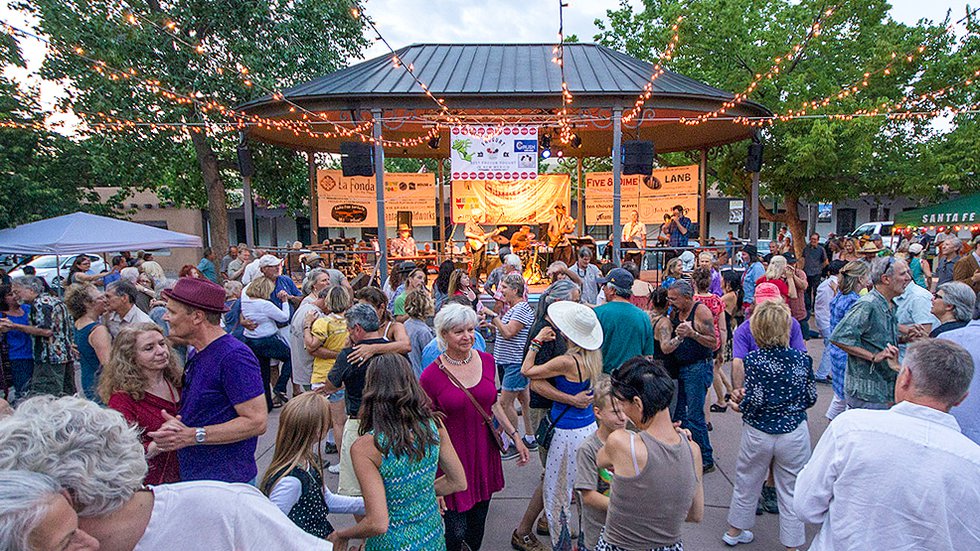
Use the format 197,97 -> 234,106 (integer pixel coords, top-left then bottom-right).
239,43 -> 771,280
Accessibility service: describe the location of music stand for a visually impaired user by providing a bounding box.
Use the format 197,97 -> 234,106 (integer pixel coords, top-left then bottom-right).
569,237 -> 598,264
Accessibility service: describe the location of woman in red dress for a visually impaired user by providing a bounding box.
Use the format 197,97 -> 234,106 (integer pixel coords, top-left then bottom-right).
98,322 -> 182,484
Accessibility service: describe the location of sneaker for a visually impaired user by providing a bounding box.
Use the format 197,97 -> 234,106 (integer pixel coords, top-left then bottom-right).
327,463 -> 341,474
535,516 -> 550,536
501,445 -> 520,461
755,499 -> 764,515
511,530 -> 547,551
703,463 -> 717,474
523,436 -> 539,451
761,485 -> 779,514
722,529 -> 754,546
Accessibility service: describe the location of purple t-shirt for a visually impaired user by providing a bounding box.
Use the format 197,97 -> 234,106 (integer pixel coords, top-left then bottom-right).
732,317 -> 807,359
178,334 -> 264,483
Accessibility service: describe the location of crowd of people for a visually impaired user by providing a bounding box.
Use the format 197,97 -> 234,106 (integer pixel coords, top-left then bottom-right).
0,231 -> 978,551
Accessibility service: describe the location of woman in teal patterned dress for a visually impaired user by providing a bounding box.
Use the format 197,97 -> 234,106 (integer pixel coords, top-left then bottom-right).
328,354 -> 467,551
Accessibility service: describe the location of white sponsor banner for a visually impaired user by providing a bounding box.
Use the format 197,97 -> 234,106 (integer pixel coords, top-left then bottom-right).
450,126 -> 539,181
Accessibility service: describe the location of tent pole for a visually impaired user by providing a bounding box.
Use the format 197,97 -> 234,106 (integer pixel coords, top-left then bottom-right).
612,106 -> 623,265
307,151 -> 318,245
372,109 -> 388,284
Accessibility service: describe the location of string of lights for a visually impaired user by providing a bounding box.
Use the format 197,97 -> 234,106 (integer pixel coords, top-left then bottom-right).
621,15 -> 684,125
680,5 -> 838,127
552,0 -> 575,145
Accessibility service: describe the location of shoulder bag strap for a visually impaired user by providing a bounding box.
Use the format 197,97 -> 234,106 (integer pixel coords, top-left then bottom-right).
550,356 -> 582,424
436,356 -> 495,427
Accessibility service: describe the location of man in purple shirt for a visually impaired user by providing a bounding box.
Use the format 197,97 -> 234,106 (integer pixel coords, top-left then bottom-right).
149,277 -> 268,483
732,282 -> 808,390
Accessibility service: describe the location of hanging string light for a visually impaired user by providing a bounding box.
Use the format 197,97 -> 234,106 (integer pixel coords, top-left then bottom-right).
552,0 -> 575,145
622,15 -> 684,125
680,5 -> 838,127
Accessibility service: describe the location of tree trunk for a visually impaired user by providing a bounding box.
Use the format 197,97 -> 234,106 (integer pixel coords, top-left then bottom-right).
755,191 -> 806,258
189,129 -> 229,256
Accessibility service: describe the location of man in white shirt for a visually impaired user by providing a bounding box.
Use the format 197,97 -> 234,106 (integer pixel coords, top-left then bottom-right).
105,280 -> 155,337
794,339 -> 980,551
813,260 -> 844,383
621,209 -> 646,265
241,248 -> 265,286
938,320 -> 980,445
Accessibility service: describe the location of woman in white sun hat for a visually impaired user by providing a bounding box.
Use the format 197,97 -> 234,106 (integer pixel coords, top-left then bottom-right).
522,300 -> 604,550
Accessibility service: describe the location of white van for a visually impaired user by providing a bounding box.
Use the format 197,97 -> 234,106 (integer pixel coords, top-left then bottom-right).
848,221 -> 901,250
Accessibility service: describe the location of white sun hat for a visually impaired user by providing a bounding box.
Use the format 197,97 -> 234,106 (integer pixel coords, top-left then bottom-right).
547,301 -> 604,351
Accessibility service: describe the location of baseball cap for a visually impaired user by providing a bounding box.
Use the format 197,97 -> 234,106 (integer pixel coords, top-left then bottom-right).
908,243 -> 923,255
257,254 -> 283,268
597,267 -> 634,289
754,282 -> 782,305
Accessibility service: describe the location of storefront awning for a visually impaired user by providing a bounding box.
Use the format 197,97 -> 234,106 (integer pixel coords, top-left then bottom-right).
894,194 -> 980,228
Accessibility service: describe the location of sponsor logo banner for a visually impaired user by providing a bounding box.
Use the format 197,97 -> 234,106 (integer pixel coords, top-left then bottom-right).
450,126 -> 538,181
316,170 -> 436,227
585,165 -> 699,225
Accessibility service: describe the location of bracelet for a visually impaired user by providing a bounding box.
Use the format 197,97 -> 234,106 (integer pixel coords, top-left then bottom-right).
509,430 -> 519,437
531,338 -> 543,346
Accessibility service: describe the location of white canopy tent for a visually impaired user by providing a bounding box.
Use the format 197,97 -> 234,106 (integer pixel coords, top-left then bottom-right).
0,212 -> 202,255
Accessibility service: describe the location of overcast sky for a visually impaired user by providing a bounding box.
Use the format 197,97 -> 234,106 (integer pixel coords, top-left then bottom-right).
0,0 -> 973,130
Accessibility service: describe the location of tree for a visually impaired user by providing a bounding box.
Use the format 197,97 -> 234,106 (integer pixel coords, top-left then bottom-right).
0,32 -> 121,228
16,0 -> 368,253
594,0 -> 967,252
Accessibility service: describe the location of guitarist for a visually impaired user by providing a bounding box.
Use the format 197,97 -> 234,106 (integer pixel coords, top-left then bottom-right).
548,203 -> 576,265
465,208 -> 503,280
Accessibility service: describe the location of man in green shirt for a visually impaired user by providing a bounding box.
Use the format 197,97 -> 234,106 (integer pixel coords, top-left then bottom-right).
831,256 -> 910,409
594,268 -> 656,373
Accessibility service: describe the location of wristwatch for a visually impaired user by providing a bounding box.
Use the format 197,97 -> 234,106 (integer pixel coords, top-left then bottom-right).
195,427 -> 207,445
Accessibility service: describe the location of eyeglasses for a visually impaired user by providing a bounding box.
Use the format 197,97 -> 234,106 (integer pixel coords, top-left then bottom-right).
933,292 -> 945,300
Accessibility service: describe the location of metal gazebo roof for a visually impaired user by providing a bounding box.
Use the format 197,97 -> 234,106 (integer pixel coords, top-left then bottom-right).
239,43 -> 772,157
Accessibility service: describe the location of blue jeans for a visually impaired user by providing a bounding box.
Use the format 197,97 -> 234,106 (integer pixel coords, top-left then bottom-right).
674,358 -> 714,466
244,335 -> 292,409
9,359 -> 33,398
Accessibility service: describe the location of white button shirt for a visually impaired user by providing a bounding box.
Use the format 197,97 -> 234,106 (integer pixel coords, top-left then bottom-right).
813,275 -> 837,336
938,320 -> 980,445
794,401 -> 980,550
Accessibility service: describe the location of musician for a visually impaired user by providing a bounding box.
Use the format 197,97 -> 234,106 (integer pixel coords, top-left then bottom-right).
465,208 -> 502,280
389,224 -> 418,258
622,209 -> 646,265
510,225 -> 536,252
548,203 -> 576,265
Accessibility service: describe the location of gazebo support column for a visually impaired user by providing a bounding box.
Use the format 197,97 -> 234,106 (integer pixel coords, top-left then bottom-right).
750,170 -> 760,246
372,109 -> 388,283
612,106 -> 623,265
699,149 -> 708,244
307,151 -> 318,245
437,158 -> 445,253
576,157 -> 584,235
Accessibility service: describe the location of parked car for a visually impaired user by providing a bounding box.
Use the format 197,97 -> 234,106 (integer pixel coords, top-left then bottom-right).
848,221 -> 900,250
7,254 -> 108,288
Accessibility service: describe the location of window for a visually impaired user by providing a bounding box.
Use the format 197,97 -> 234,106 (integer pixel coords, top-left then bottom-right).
837,209 -> 856,235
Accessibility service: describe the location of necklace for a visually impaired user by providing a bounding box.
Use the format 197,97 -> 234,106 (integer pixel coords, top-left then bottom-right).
442,349 -> 473,366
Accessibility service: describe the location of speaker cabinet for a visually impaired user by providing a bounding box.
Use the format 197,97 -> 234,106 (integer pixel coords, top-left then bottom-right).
622,141 -> 655,175
745,142 -> 764,172
340,142 -> 375,177
237,145 -> 255,178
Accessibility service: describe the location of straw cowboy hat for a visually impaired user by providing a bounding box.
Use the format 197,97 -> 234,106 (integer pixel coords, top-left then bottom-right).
398,223 -> 411,232
547,301 -> 604,351
859,242 -> 883,254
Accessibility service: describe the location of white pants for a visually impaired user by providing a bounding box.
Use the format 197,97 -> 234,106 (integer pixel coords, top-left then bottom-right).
338,419 -> 362,497
543,423 -> 595,548
825,394 -> 847,420
727,422 -> 811,548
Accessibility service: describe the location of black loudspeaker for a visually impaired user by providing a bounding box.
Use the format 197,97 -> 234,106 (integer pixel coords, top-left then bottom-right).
622,140 -> 654,175
237,145 -> 255,178
745,142 -> 764,172
340,141 -> 375,177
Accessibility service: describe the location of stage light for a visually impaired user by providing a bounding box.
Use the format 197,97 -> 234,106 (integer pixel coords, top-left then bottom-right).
541,149 -> 552,159
427,135 -> 440,149
570,133 -> 582,148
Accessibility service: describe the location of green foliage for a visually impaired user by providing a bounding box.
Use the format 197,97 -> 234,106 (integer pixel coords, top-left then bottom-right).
13,0 -> 368,246
593,0 -> 976,234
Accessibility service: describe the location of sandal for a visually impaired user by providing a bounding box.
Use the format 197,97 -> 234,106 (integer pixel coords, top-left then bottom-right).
710,404 -> 728,413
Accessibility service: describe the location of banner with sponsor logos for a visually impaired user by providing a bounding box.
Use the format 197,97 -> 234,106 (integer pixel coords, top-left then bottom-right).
451,174 -> 570,225
450,126 -> 539,181
316,170 -> 436,227
585,165 -> 699,226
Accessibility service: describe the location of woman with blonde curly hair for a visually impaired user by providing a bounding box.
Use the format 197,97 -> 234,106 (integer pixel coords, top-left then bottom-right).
99,322 -> 183,484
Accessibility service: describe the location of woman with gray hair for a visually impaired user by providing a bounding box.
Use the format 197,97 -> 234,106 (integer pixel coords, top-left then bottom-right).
420,303 -> 529,551
930,281 -> 976,337
0,395 -> 336,550
300,268 -> 330,300
0,470 -> 99,551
